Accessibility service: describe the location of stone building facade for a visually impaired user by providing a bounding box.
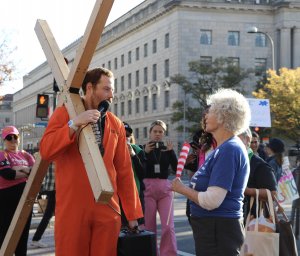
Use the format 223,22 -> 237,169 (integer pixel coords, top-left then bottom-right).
12,0 -> 300,150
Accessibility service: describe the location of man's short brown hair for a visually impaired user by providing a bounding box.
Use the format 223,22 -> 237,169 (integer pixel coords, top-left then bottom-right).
81,67 -> 113,94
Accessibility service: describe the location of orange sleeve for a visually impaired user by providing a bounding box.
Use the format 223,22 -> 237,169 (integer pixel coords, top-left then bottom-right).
108,115 -> 143,220
40,106 -> 76,162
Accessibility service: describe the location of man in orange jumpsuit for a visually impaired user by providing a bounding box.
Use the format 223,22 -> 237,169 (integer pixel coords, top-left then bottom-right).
40,67 -> 143,256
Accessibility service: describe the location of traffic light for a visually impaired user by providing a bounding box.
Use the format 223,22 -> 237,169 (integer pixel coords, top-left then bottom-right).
36,94 -> 49,118
254,127 -> 260,133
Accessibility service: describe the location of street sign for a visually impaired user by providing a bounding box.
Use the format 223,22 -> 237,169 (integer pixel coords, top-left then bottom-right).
35,122 -> 48,127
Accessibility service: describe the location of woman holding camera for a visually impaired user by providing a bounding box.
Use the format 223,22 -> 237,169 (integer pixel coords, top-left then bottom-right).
0,126 -> 35,255
143,120 -> 178,256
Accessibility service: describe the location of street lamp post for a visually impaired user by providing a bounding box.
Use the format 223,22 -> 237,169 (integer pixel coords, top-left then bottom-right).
183,90 -> 187,142
248,26 -> 275,70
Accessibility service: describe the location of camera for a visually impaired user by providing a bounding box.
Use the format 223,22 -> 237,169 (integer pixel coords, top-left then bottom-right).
151,141 -> 165,149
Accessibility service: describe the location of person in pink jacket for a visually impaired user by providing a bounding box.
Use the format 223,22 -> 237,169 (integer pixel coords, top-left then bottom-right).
0,126 -> 35,255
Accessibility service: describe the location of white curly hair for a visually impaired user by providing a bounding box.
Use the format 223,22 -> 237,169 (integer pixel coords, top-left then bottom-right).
207,88 -> 251,135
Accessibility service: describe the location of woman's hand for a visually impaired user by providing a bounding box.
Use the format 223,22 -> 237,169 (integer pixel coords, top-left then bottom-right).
162,140 -> 174,151
144,141 -> 155,154
21,166 -> 31,175
186,154 -> 197,165
12,166 -> 31,175
171,177 -> 186,194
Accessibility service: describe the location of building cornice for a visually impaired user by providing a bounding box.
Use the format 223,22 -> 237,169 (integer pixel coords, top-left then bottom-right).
95,0 -> 277,53
24,0 -> 300,77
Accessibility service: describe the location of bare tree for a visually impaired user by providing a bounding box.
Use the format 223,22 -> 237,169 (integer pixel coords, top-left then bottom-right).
0,31 -> 16,89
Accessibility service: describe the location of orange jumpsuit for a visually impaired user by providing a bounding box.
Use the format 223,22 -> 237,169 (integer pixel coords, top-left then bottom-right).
40,106 -> 143,256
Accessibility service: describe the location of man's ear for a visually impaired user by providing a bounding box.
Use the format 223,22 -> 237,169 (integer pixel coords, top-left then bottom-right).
85,82 -> 93,95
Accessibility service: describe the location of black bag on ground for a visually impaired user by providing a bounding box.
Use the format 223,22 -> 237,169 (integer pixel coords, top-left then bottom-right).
117,229 -> 156,256
277,219 -> 298,256
274,197 -> 298,256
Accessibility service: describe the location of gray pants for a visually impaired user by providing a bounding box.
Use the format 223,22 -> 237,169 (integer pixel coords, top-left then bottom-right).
190,216 -> 245,256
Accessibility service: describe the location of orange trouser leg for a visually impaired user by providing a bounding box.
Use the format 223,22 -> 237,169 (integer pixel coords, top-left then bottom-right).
90,207 -> 121,256
55,205 -> 121,256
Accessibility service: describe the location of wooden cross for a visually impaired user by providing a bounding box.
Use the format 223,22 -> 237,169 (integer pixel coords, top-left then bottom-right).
0,1 -> 114,254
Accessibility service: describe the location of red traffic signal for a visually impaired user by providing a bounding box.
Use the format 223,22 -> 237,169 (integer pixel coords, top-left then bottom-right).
254,127 -> 260,132
36,94 -> 49,118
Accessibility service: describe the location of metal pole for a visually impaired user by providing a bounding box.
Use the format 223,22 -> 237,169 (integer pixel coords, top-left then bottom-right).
53,92 -> 57,110
247,27 -> 275,71
20,128 -> 24,150
183,91 -> 186,142
263,32 -> 275,70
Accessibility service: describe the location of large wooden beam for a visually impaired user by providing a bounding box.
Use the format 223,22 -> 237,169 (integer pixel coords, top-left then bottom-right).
0,154 -> 50,256
34,19 -> 69,88
67,0 -> 114,89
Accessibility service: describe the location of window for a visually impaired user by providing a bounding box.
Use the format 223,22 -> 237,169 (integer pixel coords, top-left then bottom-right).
135,70 -> 139,87
128,51 -> 132,64
114,103 -> 118,116
5,117 -> 10,123
164,59 -> 169,78
164,91 -> 170,108
144,67 -> 148,84
128,100 -> 132,115
108,61 -> 111,70
143,127 -> 148,138
136,47 -> 140,61
114,78 -> 118,93
121,102 -> 125,116
228,31 -> 240,46
152,39 -> 157,53
255,34 -> 267,47
200,56 -> 212,67
135,128 -> 139,139
114,57 -> 118,69
200,30 -> 212,45
152,64 -> 157,82
165,33 -> 169,48
135,98 -> 140,114
152,94 -> 157,110
255,58 -> 267,76
121,76 -> 124,91
144,95 -> 148,112
144,43 -> 148,57
121,54 -> 124,67
102,63 -> 105,68
128,73 -> 132,89
228,57 -> 240,67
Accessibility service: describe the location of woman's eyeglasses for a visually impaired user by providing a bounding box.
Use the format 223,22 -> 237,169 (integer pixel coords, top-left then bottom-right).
5,134 -> 19,141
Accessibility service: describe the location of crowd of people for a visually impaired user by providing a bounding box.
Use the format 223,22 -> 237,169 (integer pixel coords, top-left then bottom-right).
0,66 -> 293,256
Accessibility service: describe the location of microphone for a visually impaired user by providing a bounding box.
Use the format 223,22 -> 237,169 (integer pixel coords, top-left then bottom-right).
98,100 -> 110,113
94,100 -> 110,156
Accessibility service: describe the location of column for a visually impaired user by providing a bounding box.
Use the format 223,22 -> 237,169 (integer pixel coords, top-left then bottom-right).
280,27 -> 291,68
293,27 -> 300,68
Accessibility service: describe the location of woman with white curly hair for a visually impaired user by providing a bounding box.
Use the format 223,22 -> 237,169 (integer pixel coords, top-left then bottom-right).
171,88 -> 251,256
